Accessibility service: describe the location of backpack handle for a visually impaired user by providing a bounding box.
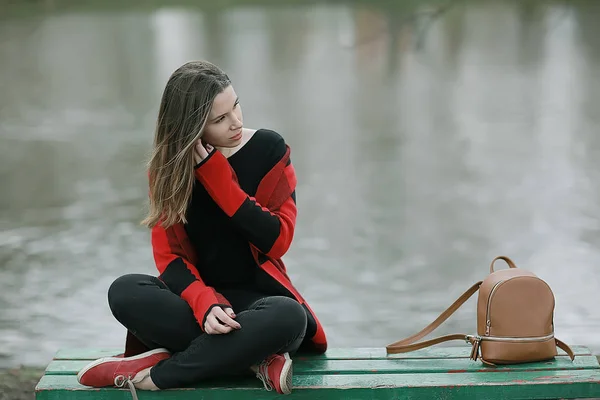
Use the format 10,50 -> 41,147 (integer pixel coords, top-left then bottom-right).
490,256 -> 517,273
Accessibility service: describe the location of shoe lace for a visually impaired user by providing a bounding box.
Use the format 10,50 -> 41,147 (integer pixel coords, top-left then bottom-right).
256,358 -> 274,391
114,375 -> 139,400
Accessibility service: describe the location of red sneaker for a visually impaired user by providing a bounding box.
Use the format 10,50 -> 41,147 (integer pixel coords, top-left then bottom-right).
77,348 -> 170,388
255,352 -> 293,395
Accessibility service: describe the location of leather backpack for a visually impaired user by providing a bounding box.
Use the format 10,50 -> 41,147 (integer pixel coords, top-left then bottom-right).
386,256 -> 575,366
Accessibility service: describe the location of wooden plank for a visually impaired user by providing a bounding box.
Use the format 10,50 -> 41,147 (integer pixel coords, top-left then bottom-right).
297,356 -> 599,374
44,355 -> 600,376
53,346 -> 593,361
303,346 -> 592,360
35,370 -> 600,400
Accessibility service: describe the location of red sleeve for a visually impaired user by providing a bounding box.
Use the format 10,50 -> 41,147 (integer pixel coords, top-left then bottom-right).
152,222 -> 231,331
194,150 -> 296,259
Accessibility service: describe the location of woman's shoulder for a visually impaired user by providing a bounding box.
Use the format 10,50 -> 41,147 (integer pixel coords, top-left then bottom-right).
249,128 -> 287,159
251,128 -> 286,147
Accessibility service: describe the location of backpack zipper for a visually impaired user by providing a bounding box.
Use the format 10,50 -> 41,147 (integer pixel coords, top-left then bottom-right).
482,333 -> 555,342
485,280 -> 505,335
466,332 -> 555,344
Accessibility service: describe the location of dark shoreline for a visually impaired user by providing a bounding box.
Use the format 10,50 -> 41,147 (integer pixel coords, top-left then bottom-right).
0,366 -> 44,400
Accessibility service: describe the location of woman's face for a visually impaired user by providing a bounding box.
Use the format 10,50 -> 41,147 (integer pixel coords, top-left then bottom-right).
202,85 -> 244,148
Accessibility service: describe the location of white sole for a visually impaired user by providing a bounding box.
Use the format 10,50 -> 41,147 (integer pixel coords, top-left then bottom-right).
279,353 -> 293,395
76,348 -> 170,385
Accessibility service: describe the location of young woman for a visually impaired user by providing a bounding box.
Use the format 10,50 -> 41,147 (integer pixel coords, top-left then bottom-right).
76,60 -> 327,397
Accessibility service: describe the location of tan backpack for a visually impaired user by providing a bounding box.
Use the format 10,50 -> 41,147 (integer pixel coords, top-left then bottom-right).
386,256 -> 575,366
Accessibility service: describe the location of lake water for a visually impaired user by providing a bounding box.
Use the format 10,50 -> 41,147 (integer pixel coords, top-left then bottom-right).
1,0 -> 599,368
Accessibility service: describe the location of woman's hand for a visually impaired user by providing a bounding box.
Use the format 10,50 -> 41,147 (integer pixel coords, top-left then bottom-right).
204,306 -> 241,334
194,140 -> 214,164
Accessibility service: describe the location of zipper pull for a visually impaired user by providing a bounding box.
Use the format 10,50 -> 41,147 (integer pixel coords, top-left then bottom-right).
485,320 -> 491,336
469,337 -> 481,361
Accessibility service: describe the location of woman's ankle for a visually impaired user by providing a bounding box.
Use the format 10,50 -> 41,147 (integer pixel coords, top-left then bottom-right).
132,367 -> 159,390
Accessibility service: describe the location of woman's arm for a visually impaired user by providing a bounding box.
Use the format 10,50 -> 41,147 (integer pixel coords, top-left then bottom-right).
194,146 -> 296,259
152,222 -> 232,331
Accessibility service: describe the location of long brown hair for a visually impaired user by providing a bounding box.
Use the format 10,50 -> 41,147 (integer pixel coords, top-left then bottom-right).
141,61 -> 231,228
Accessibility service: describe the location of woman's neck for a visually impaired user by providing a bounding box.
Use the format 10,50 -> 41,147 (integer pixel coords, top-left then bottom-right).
217,128 -> 256,158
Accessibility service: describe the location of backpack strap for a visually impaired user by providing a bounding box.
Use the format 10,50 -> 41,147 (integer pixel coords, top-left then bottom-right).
386,281 -> 482,354
555,338 -> 575,361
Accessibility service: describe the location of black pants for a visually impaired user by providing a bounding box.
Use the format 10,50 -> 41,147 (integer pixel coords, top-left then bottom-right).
107,274 -> 308,389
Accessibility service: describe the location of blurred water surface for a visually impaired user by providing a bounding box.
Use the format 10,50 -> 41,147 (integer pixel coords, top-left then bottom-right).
1,0 -> 599,367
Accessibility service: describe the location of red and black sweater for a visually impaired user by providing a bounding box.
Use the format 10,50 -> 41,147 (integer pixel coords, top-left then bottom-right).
151,129 -> 327,353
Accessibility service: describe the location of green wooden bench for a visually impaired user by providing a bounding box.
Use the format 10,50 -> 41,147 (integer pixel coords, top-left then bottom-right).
35,345 -> 600,399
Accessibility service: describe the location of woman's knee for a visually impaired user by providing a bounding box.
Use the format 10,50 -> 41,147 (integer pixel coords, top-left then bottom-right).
266,296 -> 307,336
107,274 -> 152,316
